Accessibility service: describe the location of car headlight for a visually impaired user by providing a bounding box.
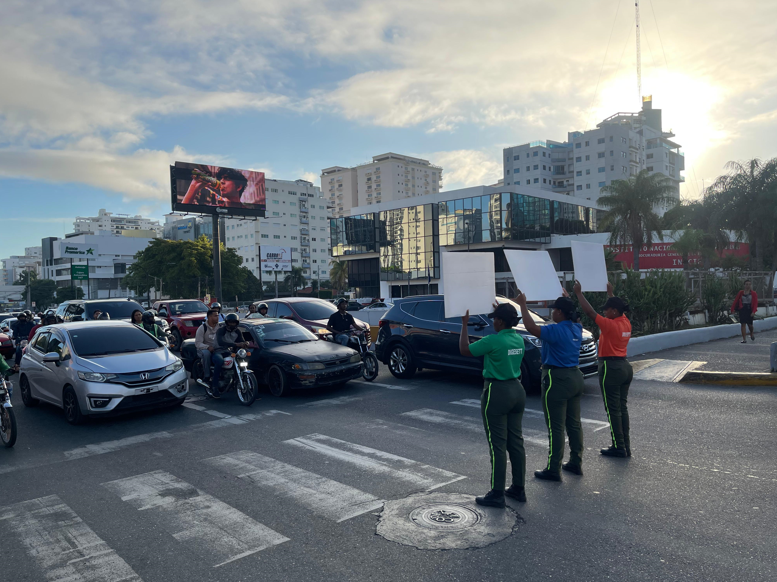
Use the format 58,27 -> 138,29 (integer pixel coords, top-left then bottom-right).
525,336 -> 542,348
311,327 -> 329,335
292,362 -> 326,370
165,359 -> 183,372
77,371 -> 117,382
349,353 -> 361,363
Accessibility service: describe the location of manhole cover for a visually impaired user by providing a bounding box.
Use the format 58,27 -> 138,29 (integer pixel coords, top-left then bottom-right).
377,493 -> 518,550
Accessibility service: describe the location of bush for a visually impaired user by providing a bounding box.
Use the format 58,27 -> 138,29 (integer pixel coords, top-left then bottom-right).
702,275 -> 729,324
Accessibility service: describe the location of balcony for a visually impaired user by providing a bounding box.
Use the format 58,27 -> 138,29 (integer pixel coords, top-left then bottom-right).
299,206 -> 308,213
299,218 -> 309,224
300,239 -> 310,246
301,251 -> 310,258
300,227 -> 309,235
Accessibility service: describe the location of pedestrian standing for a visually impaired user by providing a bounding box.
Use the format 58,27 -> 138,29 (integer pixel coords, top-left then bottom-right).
731,280 -> 757,343
574,280 -> 633,458
515,292 -> 585,481
459,303 -> 527,507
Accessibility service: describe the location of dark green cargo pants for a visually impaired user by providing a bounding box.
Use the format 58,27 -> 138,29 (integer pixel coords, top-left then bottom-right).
598,358 -> 634,450
481,378 -> 527,491
541,366 -> 585,474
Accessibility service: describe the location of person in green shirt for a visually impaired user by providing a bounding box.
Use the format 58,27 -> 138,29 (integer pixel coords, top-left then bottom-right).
1,355 -> 15,397
459,302 -> 527,508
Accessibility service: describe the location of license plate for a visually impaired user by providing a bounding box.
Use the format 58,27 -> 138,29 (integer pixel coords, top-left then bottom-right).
134,385 -> 161,395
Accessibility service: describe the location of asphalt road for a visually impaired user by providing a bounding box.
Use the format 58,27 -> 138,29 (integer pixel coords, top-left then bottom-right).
1,361 -> 776,582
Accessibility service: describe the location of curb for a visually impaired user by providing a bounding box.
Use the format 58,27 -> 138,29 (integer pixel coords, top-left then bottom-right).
679,370 -> 777,386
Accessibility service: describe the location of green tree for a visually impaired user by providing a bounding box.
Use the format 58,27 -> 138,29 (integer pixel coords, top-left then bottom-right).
664,193 -> 729,269
598,170 -> 678,271
284,266 -> 306,296
27,279 -> 57,309
56,286 -> 85,303
329,260 -> 348,295
670,229 -> 703,270
14,270 -> 38,286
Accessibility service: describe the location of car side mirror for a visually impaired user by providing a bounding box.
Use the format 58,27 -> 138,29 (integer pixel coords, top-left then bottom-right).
42,352 -> 61,363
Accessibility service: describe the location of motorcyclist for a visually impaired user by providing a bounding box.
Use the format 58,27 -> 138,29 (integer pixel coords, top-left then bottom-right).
28,312 -> 57,341
0,350 -> 14,397
256,303 -> 269,317
11,311 -> 35,371
140,311 -> 165,340
195,309 -> 221,389
327,299 -> 358,346
211,313 -> 249,398
210,302 -> 222,314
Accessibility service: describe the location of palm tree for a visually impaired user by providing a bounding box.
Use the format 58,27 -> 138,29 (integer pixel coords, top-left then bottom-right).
329,260 -> 348,295
670,229 -> 702,270
598,170 -> 678,271
284,266 -> 305,297
710,158 -> 777,271
664,192 -> 730,269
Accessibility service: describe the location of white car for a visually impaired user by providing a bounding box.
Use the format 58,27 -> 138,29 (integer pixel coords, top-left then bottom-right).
356,302 -> 394,326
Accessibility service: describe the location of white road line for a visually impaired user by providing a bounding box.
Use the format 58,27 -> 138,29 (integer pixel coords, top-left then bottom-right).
352,381 -> 415,391
284,433 -> 465,491
203,409 -> 233,419
450,400 -> 610,430
102,471 -> 288,568
403,408 -> 549,447
182,402 -> 206,411
205,451 -> 384,523
297,396 -> 363,408
0,495 -> 143,582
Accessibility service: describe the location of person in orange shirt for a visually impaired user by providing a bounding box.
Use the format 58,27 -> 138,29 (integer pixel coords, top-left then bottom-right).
574,280 -> 633,458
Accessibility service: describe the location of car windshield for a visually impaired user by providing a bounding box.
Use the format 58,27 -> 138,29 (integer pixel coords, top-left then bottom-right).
289,300 -> 337,321
165,301 -> 209,314
495,297 -> 547,323
252,322 -> 318,345
68,325 -> 162,357
85,301 -> 144,320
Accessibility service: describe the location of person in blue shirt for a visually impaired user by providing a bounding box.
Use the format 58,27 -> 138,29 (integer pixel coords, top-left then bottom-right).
515,292 -> 585,481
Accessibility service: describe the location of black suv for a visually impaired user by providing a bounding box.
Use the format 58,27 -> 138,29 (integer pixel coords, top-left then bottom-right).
375,295 -> 598,391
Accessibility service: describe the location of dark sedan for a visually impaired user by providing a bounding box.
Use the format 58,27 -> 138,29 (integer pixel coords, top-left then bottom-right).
181,318 -> 363,397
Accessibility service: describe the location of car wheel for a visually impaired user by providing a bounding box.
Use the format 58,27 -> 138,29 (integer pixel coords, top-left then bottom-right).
63,386 -> 85,425
268,366 -> 289,397
171,330 -> 183,353
387,343 -> 416,379
19,375 -> 39,407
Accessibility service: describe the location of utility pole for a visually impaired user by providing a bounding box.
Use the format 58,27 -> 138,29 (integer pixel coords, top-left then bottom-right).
274,271 -> 278,298
212,215 -> 222,303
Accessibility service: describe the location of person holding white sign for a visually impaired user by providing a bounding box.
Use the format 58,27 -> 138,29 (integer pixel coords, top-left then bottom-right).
459,303 -> 527,508
574,280 -> 633,458
515,293 -> 585,481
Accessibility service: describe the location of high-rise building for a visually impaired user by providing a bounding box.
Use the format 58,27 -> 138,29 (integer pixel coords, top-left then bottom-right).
73,209 -> 163,238
322,153 -> 443,218
503,97 -> 684,214
223,178 -> 334,283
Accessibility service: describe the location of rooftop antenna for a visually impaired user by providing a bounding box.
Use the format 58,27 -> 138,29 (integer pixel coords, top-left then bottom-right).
635,0 -> 642,102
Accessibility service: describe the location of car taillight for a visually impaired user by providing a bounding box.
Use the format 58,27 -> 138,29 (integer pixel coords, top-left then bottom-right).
378,319 -> 387,327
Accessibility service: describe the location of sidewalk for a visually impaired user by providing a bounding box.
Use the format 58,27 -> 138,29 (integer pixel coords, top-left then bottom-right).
632,326 -> 777,373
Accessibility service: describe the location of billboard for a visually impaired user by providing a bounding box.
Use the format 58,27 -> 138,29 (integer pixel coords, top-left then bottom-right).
71,264 -> 89,280
171,161 -> 266,218
60,242 -> 98,258
607,242 -> 750,270
261,246 -> 292,272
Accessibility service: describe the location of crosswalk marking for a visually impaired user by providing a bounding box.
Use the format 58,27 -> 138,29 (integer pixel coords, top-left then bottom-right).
352,380 -> 415,391
298,396 -> 363,408
284,433 -> 465,490
450,399 -> 610,431
402,408 -> 549,447
205,451 -> 384,523
0,495 -> 143,582
102,470 -> 288,568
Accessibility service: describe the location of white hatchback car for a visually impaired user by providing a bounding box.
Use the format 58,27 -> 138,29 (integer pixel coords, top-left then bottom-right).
19,321 -> 188,424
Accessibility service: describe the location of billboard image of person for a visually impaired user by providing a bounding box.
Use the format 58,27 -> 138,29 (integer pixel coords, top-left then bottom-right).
171,161 -> 266,217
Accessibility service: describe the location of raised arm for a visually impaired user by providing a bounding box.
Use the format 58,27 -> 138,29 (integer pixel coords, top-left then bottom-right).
459,310 -> 473,356
515,292 -> 542,338
607,281 -> 615,298
573,280 -> 598,321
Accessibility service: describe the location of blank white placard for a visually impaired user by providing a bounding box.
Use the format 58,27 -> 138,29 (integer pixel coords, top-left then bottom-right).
442,252 -> 495,318
571,241 -> 608,292
503,250 -> 563,301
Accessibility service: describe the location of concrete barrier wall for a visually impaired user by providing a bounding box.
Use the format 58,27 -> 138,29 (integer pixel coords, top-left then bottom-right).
627,316 -> 777,357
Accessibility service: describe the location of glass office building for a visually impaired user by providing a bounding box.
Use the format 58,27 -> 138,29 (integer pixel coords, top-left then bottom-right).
331,190 -> 605,298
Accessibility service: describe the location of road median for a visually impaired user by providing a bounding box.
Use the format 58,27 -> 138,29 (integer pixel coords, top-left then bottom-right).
679,370 -> 777,386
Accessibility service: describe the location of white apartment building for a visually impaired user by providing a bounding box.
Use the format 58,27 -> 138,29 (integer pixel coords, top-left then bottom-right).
223,179 -> 333,283
73,208 -> 163,238
322,153 -> 443,218
1,255 -> 41,285
503,97 -> 684,214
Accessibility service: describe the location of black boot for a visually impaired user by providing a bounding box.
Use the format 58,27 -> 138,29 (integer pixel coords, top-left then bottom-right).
505,485 -> 526,502
475,489 -> 505,508
534,469 -> 562,481
562,461 -> 583,476
600,446 -> 627,458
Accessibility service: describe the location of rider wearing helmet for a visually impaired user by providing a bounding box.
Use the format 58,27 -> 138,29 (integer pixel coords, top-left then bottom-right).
27,311 -> 58,341
256,303 -> 269,317
212,313 -> 249,397
210,302 -> 222,313
11,311 -> 36,370
140,311 -> 164,339
327,298 -> 358,346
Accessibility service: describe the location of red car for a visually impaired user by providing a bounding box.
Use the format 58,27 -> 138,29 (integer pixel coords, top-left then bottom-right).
152,299 -> 223,350
0,332 -> 13,358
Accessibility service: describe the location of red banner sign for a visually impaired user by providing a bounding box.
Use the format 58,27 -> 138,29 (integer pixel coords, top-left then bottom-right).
607,242 -> 750,269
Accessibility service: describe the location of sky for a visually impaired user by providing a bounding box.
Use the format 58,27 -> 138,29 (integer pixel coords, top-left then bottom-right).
2,0 -> 776,258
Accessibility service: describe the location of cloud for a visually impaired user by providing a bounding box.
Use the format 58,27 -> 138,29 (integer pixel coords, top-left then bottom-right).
300,171 -> 320,184
422,149 -> 503,190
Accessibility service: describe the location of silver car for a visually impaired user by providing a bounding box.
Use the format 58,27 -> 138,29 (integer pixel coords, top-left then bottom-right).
19,321 -> 188,424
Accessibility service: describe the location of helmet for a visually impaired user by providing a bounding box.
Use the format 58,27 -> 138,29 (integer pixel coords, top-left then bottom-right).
257,302 -> 269,312
98,312 -> 111,320
43,313 -> 57,325
336,298 -> 347,307
24,310 -> 33,318
141,311 -> 156,325
224,313 -> 239,329
210,302 -> 221,311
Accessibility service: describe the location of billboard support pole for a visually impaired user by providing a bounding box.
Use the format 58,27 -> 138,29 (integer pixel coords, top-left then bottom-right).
274,271 -> 278,298
87,259 -> 90,300
258,246 -> 263,300
212,215 -> 223,304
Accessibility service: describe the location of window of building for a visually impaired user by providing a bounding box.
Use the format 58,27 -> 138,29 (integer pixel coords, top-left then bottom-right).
609,136 -> 613,142
542,151 -> 546,157
290,201 -> 296,206
576,184 -> 583,191
526,166 -> 530,172
533,164 -> 538,170
533,178 -> 539,183
585,155 -> 590,161
506,169 -> 510,174
261,234 -> 269,238
514,168 -> 520,173
543,178 -> 547,184
513,155 -> 520,160
598,181 -> 606,187
621,152 -> 627,158
610,150 -> 614,156
542,165 -> 546,171
598,152 -> 605,158
575,156 -> 581,162
575,142 -> 581,149
585,141 -> 590,146
647,153 -> 653,159
598,138 -> 605,144
272,212 -> 280,216
585,169 -> 590,175
526,180 -> 530,185
647,166 -> 654,171
273,235 -> 280,239
622,137 -> 627,144
586,184 -> 591,189
272,200 -> 279,204
291,236 -> 298,240
610,165 -> 615,171
598,167 -> 605,173
290,213 -> 297,217
576,170 -> 582,177
533,151 -> 538,157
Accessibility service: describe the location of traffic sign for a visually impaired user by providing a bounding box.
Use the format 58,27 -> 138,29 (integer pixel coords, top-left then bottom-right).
71,264 -> 89,281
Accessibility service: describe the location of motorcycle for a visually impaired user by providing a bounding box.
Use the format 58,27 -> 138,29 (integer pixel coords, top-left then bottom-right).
193,348 -> 258,406
0,376 -> 17,448
345,329 -> 379,382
